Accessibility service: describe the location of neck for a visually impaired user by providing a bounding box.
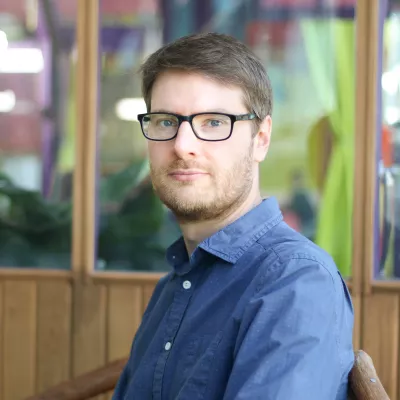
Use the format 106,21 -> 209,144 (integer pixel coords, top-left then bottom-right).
179,190 -> 262,256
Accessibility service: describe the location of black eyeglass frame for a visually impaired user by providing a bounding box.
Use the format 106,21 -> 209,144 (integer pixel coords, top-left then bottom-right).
137,111 -> 257,142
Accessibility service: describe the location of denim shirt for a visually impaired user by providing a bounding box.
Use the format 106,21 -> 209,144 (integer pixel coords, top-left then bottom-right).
113,197 -> 354,400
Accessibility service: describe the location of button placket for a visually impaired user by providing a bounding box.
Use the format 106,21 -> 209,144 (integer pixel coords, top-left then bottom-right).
164,342 -> 172,351
152,276 -> 196,400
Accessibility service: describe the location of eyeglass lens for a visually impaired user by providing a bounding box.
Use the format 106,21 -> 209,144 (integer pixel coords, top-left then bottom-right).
141,113 -> 232,140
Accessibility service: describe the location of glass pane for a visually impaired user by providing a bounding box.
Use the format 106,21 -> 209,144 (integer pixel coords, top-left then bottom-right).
96,0 -> 356,275
0,2 -> 76,269
375,0 -> 400,279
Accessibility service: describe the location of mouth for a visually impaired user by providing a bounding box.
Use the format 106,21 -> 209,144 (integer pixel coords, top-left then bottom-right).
168,170 -> 209,182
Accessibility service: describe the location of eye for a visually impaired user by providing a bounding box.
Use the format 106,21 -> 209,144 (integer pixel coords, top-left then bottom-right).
156,118 -> 177,128
205,119 -> 224,127
160,120 -> 173,127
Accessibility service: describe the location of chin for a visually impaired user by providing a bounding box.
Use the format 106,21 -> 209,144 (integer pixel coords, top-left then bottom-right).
171,195 -> 212,211
168,204 -> 213,222
160,192 -> 213,216
167,185 -> 209,200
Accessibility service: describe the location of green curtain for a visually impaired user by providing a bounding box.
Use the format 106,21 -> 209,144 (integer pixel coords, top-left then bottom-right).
301,20 -> 355,277
58,55 -> 76,174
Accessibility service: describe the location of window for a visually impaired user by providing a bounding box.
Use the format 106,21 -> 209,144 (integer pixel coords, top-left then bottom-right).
0,1 -> 76,269
375,0 -> 400,279
95,0 -> 356,276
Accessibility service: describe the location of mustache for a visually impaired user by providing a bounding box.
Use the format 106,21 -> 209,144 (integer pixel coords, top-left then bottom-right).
166,160 -> 210,173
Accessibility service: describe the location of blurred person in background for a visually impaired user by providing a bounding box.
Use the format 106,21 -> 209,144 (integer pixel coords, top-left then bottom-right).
288,169 -> 316,241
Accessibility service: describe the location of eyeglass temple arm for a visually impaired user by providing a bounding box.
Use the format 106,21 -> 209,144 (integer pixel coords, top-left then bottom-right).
235,113 -> 257,121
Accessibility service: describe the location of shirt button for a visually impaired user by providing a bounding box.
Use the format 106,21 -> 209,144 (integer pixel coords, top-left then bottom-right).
183,280 -> 191,290
165,342 -> 172,351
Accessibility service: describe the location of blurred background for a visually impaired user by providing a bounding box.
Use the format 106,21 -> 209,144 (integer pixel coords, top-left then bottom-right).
0,0 -> 399,399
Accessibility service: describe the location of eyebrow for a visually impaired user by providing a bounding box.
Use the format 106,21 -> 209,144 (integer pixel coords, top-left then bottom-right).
150,109 -> 175,114
150,108 -> 241,114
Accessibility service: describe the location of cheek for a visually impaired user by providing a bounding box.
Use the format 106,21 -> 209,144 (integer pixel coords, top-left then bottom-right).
148,144 -> 169,167
207,149 -> 241,177
212,139 -> 253,167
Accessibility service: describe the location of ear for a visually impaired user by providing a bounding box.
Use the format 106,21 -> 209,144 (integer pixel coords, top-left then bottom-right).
253,115 -> 272,163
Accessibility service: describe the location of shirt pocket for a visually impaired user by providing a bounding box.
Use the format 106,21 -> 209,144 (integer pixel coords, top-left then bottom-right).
175,330 -> 224,400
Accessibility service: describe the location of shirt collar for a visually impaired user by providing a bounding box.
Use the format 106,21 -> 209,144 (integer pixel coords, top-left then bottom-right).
166,197 -> 283,273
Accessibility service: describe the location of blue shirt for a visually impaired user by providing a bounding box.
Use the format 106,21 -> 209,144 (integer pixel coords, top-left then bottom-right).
113,197 -> 354,400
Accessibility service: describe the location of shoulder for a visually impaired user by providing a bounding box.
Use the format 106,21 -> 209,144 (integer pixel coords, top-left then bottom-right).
252,220 -> 354,370
243,219 -> 353,336
253,220 -> 345,296
249,220 -> 354,344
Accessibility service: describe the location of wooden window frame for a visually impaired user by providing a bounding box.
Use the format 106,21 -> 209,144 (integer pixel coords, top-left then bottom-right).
0,0 -> 385,293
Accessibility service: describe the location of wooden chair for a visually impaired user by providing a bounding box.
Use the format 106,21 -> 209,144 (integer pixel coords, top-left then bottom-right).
25,358 -> 128,400
348,351 -> 390,400
26,350 -> 390,400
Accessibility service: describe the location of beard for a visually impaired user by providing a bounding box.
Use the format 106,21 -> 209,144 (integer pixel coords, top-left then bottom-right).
149,147 -> 254,223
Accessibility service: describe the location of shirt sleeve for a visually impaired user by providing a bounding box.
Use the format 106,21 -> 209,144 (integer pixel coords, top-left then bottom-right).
222,256 -> 354,400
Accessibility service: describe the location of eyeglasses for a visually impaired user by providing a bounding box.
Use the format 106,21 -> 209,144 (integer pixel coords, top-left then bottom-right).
137,112 -> 257,142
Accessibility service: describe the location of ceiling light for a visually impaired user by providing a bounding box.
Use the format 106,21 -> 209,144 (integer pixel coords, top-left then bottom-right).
115,97 -> 147,121
385,106 -> 400,125
0,48 -> 44,73
382,70 -> 399,95
0,30 -> 8,52
0,90 -> 16,112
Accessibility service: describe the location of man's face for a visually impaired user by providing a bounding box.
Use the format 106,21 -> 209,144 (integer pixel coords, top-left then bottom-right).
148,70 -> 270,222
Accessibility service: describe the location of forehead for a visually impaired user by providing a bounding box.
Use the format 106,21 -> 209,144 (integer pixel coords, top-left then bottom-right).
150,70 -> 248,114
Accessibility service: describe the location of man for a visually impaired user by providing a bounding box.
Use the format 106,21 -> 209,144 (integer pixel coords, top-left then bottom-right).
113,32 -> 354,400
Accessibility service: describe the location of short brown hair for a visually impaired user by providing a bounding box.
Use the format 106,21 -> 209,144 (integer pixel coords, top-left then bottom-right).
139,32 -> 273,121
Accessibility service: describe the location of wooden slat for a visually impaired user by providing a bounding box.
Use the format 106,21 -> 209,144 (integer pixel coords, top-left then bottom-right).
362,0 -> 380,294
0,282 -> 3,400
71,0 -> 89,276
107,284 -> 142,361
72,282 -> 107,400
353,0 -> 374,297
3,281 -> 37,400
372,282 -> 400,294
82,0 -> 99,277
362,293 -> 399,399
93,272 -> 165,284
353,0 -> 382,284
352,294 -> 361,352
143,283 -> 157,314
106,284 -> 142,400
36,281 -> 72,393
106,391 -> 114,400
0,269 -> 72,280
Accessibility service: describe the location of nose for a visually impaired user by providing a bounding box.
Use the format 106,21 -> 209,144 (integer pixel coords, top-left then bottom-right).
173,121 -> 201,158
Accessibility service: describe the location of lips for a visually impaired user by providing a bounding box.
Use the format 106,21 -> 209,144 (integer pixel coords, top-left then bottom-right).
170,169 -> 207,175
168,170 -> 208,181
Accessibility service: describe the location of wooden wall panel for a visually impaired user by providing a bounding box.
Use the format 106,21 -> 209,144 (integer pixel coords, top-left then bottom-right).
352,293 -> 361,351
106,284 -> 143,400
143,283 -> 157,314
3,281 -> 37,400
36,281 -> 72,392
0,283 -> 3,400
0,276 -> 160,399
107,284 -> 142,361
72,282 -> 107,400
362,292 -> 399,399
